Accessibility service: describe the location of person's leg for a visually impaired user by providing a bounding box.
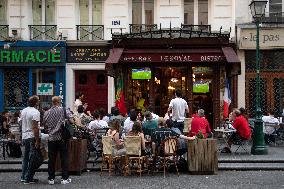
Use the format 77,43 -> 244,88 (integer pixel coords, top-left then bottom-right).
48,141 -> 58,180
21,139 -> 29,181
59,140 -> 69,180
25,138 -> 36,182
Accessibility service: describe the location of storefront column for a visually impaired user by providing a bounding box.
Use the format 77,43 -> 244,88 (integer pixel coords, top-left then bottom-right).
212,65 -> 221,128
0,69 -> 3,112
232,75 -> 238,110
28,68 -> 33,96
149,66 -> 155,109
187,65 -> 193,116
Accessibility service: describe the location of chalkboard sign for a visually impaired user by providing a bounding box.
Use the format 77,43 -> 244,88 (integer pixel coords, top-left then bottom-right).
67,46 -> 109,63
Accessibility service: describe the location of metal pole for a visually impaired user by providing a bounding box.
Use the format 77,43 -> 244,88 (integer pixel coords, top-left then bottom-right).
251,20 -> 268,155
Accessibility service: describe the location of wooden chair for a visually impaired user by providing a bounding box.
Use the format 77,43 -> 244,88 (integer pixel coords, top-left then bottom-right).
101,136 -> 121,176
160,136 -> 179,178
124,136 -> 147,176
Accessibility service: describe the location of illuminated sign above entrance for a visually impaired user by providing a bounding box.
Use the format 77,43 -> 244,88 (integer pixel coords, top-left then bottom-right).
121,53 -> 225,63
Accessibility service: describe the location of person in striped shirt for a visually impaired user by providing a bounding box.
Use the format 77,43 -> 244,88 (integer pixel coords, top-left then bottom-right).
43,96 -> 71,185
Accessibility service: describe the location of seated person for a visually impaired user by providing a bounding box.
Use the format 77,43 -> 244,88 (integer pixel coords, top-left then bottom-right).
88,110 -> 109,130
109,106 -> 126,127
122,109 -> 137,136
151,117 -> 195,156
222,108 -> 252,153
190,109 -> 212,138
142,111 -> 158,136
74,105 -> 93,128
107,119 -> 126,156
262,110 -> 279,144
127,121 -> 146,153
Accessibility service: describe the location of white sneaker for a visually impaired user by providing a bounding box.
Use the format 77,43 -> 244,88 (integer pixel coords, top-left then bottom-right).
48,179 -> 55,185
61,178 -> 71,185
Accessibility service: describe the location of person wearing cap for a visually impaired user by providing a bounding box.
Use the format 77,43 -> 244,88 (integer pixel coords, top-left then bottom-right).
142,111 -> 158,136
190,109 -> 212,138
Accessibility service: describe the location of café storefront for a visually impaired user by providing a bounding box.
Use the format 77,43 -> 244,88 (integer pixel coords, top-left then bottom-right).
238,25 -> 284,117
0,41 -> 66,112
106,27 -> 241,127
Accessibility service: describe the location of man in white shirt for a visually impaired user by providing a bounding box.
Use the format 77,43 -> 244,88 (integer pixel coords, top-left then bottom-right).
262,110 -> 279,144
21,95 -> 41,184
88,110 -> 109,130
168,89 -> 189,133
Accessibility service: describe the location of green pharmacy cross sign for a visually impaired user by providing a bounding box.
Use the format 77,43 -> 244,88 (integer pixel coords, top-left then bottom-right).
37,83 -> 53,95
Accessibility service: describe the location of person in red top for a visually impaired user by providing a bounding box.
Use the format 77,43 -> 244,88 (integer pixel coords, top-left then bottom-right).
190,109 -> 212,138
222,108 -> 251,153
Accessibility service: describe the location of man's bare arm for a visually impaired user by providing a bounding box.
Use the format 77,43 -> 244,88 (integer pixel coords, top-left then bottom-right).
32,120 -> 40,148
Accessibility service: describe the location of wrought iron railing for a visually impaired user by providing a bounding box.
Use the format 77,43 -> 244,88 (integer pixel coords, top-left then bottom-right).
129,24 -> 158,33
112,24 -> 230,39
76,25 -> 104,40
262,12 -> 284,23
0,25 -> 9,40
29,25 -> 57,40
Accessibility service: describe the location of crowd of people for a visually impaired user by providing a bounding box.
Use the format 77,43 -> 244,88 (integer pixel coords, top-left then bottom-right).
1,89 -> 284,184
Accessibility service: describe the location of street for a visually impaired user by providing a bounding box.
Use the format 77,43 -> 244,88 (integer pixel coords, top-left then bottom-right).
0,171 -> 283,189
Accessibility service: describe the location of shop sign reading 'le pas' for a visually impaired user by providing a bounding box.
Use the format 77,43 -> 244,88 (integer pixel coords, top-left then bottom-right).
239,28 -> 284,49
0,47 -> 65,64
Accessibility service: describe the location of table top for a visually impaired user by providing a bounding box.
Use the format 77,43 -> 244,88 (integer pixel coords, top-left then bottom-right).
214,128 -> 236,133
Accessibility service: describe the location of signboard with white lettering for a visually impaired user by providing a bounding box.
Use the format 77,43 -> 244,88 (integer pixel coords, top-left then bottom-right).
239,28 -> 284,49
37,83 -> 54,95
121,53 -> 226,63
67,46 -> 109,63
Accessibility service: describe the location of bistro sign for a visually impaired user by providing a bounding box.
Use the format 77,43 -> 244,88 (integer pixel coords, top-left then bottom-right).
0,48 -> 64,64
121,53 -> 225,63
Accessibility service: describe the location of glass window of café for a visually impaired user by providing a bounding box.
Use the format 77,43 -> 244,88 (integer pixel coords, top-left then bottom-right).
126,66 -> 213,120
132,0 -> 155,25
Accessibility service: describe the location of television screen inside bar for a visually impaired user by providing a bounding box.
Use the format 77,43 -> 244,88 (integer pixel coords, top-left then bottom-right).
132,68 -> 151,80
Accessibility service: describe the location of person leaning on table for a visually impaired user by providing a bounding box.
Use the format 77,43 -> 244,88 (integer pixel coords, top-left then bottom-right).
221,108 -> 251,153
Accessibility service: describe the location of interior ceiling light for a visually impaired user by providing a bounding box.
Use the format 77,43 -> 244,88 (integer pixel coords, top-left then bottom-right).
171,78 -> 178,83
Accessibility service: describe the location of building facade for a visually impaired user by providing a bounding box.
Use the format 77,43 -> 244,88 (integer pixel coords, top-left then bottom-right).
236,0 -> 284,117
0,0 -> 245,122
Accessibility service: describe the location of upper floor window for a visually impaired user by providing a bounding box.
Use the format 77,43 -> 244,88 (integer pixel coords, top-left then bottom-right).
184,0 -> 208,25
0,0 -> 7,25
32,0 -> 56,25
132,0 -> 154,25
79,0 -> 102,25
269,0 -> 282,16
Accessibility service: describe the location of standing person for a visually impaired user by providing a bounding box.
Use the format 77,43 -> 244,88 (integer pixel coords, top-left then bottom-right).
167,89 -> 189,133
21,95 -> 41,184
43,96 -> 71,185
73,92 -> 87,114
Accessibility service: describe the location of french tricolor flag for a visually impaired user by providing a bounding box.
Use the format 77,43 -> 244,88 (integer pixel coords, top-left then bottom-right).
223,78 -> 231,119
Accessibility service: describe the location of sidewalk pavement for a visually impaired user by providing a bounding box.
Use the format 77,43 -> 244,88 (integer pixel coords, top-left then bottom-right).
1,144 -> 284,172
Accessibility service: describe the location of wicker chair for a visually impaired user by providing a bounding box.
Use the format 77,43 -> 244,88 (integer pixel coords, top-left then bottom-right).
101,136 -> 121,176
160,136 -> 179,178
124,136 -> 147,176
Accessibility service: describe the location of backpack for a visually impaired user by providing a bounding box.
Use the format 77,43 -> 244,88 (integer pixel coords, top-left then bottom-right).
6,141 -> 22,158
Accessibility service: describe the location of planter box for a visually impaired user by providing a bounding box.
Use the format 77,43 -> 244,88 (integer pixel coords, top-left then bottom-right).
187,139 -> 218,175
56,139 -> 87,175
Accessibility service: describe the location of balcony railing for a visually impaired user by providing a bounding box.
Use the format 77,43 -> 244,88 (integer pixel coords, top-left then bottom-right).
129,24 -> 158,33
262,12 -> 284,23
0,25 -> 9,40
181,24 -> 211,32
29,25 -> 57,40
76,25 -> 104,40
